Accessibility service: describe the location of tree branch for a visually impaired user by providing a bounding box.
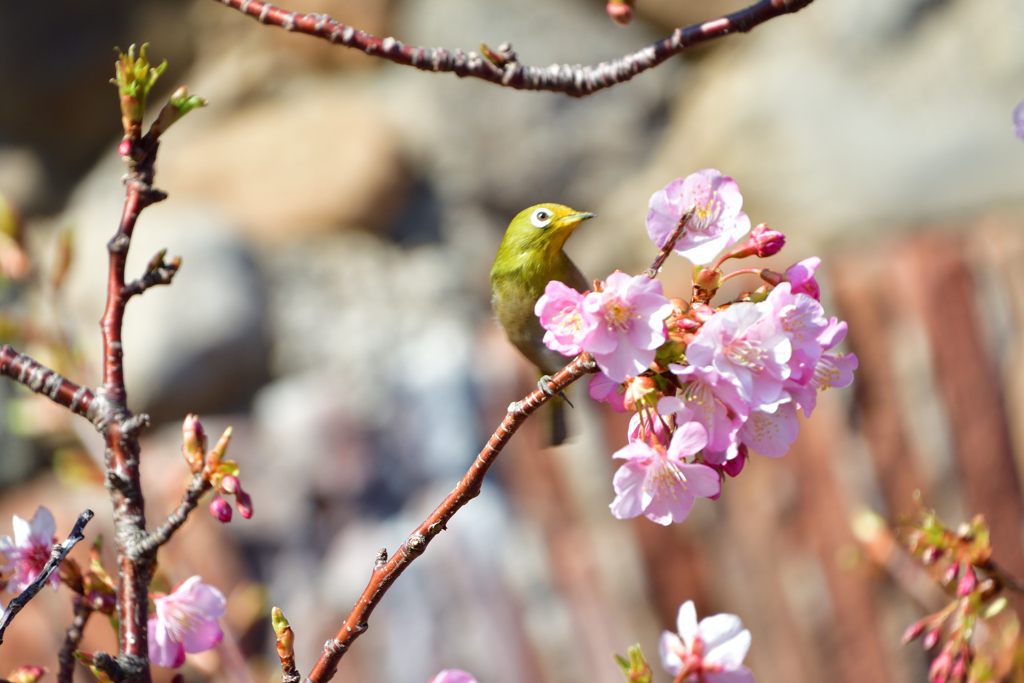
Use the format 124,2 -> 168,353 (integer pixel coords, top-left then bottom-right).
304,352 -> 598,683
0,509 -> 94,645
645,208 -> 695,278
141,473 -> 212,554
122,250 -> 181,300
213,0 -> 815,97
58,597 -> 94,683
0,345 -> 96,421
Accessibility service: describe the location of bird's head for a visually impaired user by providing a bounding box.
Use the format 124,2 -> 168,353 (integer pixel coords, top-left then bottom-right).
500,203 -> 596,259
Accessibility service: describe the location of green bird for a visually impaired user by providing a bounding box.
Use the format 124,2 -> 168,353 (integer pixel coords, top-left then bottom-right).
490,203 -> 596,445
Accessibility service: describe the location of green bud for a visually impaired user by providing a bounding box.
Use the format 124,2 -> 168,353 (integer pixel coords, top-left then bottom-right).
613,644 -> 651,683
982,596 -> 1007,619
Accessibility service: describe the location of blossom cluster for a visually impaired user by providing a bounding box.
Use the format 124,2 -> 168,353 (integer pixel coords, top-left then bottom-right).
536,169 -> 858,525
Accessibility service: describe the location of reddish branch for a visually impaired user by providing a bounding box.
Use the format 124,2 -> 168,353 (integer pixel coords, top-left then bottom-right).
141,473 -> 212,553
304,352 -> 598,683
0,345 -> 96,421
213,0 -> 815,97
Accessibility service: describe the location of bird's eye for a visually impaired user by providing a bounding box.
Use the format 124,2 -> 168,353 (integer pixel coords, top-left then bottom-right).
531,209 -> 553,228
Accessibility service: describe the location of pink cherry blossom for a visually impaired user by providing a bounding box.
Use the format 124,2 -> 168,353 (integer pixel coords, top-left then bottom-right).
610,422 -> 720,525
738,402 -> 800,458
685,301 -> 792,407
646,170 -> 751,266
589,372 -> 627,412
148,576 -> 226,668
660,600 -> 754,683
785,257 -> 822,301
628,403 -> 689,447
535,280 -> 591,355
764,283 -> 827,383
580,271 -> 673,382
664,365 -> 747,458
429,671 -> 478,683
0,507 -> 58,593
786,317 -> 859,417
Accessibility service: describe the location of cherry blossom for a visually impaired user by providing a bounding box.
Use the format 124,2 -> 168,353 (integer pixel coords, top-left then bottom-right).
148,576 -> 226,668
685,301 -> 792,407
589,372 -> 627,412
579,271 -> 672,382
784,257 -> 822,301
785,317 -> 859,417
664,365 -> 747,457
535,280 -> 591,355
429,671 -> 478,683
610,422 -> 720,525
764,282 -> 828,383
646,170 -> 751,266
738,402 -> 800,458
0,507 -> 58,593
659,600 -> 755,683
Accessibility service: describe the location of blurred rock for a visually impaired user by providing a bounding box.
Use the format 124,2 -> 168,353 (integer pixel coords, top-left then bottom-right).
155,86 -> 409,242
60,153 -> 270,424
0,0 -> 194,207
584,0 -> 1024,275
0,147 -> 46,214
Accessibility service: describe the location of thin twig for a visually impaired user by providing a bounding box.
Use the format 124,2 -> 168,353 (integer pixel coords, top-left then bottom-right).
304,353 -> 598,683
58,597 -> 94,683
213,0 -> 814,97
644,208 -> 695,278
141,473 -> 211,554
121,251 -> 181,299
983,559 -> 1024,595
0,510 -> 94,645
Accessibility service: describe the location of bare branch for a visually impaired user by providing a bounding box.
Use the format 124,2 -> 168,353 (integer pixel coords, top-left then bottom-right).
304,353 -> 598,683
122,250 -> 181,299
645,208 -> 696,278
0,509 -> 94,645
213,0 -> 815,97
0,345 -> 96,421
141,473 -> 212,554
58,598 -> 94,683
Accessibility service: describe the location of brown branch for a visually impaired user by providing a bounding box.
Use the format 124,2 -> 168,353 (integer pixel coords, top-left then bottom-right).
0,509 -> 94,645
121,250 -> 181,299
644,208 -> 695,278
0,345 -> 96,421
213,0 -> 815,97
141,473 -> 212,553
304,353 -> 598,683
58,597 -> 94,683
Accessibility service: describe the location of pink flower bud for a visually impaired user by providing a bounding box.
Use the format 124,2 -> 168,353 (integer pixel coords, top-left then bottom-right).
929,645 -> 953,683
181,414 -> 206,473
902,619 -> 927,644
623,376 -> 658,411
749,224 -> 786,257
235,491 -> 254,519
942,562 -> 960,586
219,474 -> 240,495
921,546 -> 941,565
119,140 -> 133,157
923,627 -> 940,650
209,496 -> 232,523
8,666 -> 46,683
723,447 -> 747,478
606,1 -> 633,24
956,565 -> 976,596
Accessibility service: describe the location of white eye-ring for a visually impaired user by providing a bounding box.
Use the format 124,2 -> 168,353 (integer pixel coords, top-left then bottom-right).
531,208 -> 554,228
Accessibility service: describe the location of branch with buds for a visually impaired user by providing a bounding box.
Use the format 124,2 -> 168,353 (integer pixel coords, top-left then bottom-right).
213,0 -> 814,97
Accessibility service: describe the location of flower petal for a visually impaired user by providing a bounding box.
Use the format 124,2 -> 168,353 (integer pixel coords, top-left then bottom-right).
676,601 -> 699,649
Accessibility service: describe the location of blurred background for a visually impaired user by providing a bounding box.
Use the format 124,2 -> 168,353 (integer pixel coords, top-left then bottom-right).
0,0 -> 1022,681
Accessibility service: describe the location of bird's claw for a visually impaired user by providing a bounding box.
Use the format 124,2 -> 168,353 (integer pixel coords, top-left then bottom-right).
537,376 -> 574,408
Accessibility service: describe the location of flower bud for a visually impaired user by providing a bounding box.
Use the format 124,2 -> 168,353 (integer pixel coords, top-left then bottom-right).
922,627 -> 941,650
219,474 -> 240,495
606,1 -> 633,24
182,414 -> 206,473
955,565 -> 976,596
209,496 -> 232,523
942,561 -> 960,586
723,448 -> 747,478
624,376 -> 658,411
272,606 -> 295,657
207,426 -> 233,470
921,545 -> 941,565
749,224 -> 786,257
8,666 -> 46,683
235,490 -> 254,519
901,619 -> 927,644
693,267 -> 722,292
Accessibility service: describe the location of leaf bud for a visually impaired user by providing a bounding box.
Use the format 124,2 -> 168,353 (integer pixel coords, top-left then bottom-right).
606,1 -> 634,25
7,666 -> 46,683
181,414 -> 206,473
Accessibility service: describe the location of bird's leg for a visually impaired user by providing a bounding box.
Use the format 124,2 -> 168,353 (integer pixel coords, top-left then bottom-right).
537,375 -> 574,408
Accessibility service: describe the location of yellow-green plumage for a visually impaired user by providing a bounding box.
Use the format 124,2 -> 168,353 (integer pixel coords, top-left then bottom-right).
490,203 -> 595,444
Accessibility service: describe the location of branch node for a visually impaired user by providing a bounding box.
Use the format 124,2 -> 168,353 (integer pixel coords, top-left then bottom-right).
374,547 -> 388,568
121,413 -> 151,439
405,533 -> 427,556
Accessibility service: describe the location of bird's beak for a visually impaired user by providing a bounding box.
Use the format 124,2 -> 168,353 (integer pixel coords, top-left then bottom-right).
563,211 -> 596,226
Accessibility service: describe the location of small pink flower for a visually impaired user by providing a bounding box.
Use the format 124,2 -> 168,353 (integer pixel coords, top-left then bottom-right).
148,576 -> 226,668
589,372 -> 627,412
610,422 -> 720,525
764,283 -> 827,383
536,280 -> 591,356
664,365 -> 747,455
659,601 -> 754,683
429,671 -> 478,683
785,317 -> 859,417
785,257 -> 822,301
738,403 -> 800,458
580,271 -> 672,382
685,301 -> 792,407
0,507 -> 58,593
646,170 -> 751,266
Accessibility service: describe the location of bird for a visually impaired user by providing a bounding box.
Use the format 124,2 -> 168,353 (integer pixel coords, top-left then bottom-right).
490,203 -> 595,445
